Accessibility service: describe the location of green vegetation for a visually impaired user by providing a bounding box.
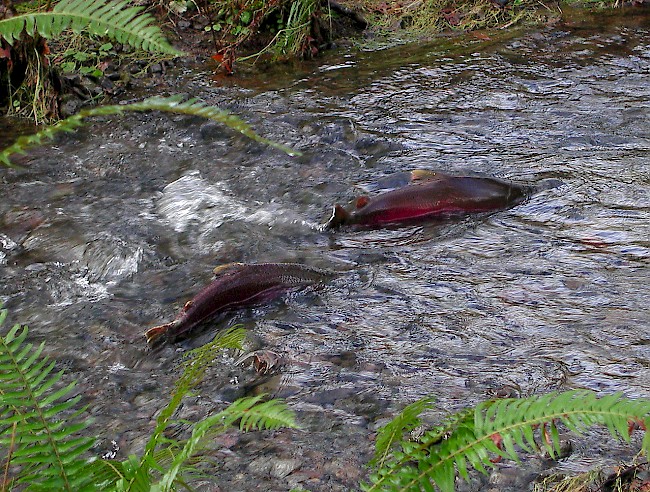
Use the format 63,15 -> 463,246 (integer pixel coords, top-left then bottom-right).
355,0 -> 546,36
203,0 -> 324,73
0,0 -> 181,54
0,94 -> 300,167
365,392 -> 650,491
0,307 -> 297,491
0,0 -> 635,122
271,0 -> 319,58
53,36 -> 166,80
0,0 -> 183,122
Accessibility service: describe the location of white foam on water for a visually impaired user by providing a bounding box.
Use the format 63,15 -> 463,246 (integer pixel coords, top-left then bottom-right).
156,173 -> 249,232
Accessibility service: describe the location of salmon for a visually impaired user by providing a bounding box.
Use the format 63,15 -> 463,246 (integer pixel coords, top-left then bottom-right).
324,171 -> 530,229
145,262 -> 332,345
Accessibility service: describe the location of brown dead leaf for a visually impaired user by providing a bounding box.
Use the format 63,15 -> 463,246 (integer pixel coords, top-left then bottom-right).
471,31 -> 492,41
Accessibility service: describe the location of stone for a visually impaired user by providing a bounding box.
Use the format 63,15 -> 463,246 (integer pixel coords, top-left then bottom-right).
270,457 -> 302,479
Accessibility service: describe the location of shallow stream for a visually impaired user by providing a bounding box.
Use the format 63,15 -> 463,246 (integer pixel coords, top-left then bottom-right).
1,10 -> 650,491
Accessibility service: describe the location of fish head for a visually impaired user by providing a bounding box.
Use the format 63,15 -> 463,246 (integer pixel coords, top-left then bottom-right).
355,196 -> 370,209
323,204 -> 351,229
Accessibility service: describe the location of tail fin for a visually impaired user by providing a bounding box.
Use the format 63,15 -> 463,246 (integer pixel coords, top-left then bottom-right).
323,204 -> 350,229
144,320 -> 177,345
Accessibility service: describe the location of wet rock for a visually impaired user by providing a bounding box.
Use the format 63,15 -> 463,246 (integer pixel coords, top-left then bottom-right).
2,209 -> 45,237
269,457 -> 301,478
307,387 -> 357,406
100,77 -> 114,91
247,456 -> 274,476
323,457 -> 364,482
186,480 -> 224,492
84,78 -> 103,97
486,463 -> 543,491
60,94 -> 84,118
149,63 -> 163,74
323,350 -> 357,368
129,62 -> 148,75
319,120 -> 356,144
61,73 -> 83,87
353,136 -> 396,155
540,438 -> 573,460
214,383 -> 245,402
104,62 -> 120,79
199,121 -> 230,141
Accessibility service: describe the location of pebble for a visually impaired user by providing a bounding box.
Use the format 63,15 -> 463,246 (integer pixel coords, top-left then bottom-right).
269,458 -> 301,478
59,95 -> 84,118
192,15 -> 209,30
247,456 -> 273,476
199,121 -> 230,141
100,77 -> 114,90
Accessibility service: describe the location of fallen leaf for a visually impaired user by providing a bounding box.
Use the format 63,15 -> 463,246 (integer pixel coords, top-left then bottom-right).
471,31 -> 492,41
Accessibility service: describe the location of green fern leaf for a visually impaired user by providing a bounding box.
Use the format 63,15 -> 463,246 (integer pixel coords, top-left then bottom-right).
236,396 -> 298,431
0,309 -> 97,492
118,327 -> 251,491
372,396 -> 436,468
366,390 -> 650,492
0,0 -> 182,55
1,95 -> 300,168
157,395 -> 297,490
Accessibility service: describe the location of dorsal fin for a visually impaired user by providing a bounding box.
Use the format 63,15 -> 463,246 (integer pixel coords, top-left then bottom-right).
213,262 -> 245,276
355,196 -> 370,209
410,169 -> 440,182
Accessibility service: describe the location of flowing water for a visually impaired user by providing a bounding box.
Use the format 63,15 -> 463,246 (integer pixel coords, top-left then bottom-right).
1,10 -> 650,491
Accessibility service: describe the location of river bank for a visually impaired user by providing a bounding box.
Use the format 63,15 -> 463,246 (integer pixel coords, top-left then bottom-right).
3,0 -> 649,121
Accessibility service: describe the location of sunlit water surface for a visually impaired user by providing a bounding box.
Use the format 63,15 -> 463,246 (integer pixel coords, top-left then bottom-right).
1,12 -> 649,491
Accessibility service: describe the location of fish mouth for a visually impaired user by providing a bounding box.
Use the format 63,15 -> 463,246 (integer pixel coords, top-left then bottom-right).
144,319 -> 180,345
322,204 -> 349,230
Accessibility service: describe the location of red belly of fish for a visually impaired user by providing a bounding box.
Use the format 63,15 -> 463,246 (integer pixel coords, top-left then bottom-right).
361,199 -> 473,225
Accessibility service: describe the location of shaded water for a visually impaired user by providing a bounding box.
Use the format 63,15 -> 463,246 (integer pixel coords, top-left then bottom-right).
2,11 -> 650,490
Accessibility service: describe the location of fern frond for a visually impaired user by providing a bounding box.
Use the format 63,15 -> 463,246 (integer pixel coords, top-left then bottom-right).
119,326 -> 250,491
0,95 -> 300,168
0,0 -> 182,55
372,396 -> 436,468
146,325 -> 248,454
0,309 -> 96,492
157,395 -> 298,490
177,325 -> 247,393
365,391 -> 650,492
233,394 -> 298,432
